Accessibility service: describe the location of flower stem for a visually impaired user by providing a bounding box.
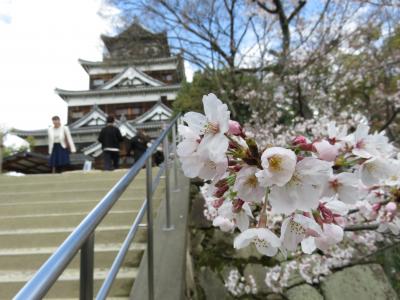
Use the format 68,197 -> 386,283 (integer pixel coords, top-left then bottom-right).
258,188 -> 270,228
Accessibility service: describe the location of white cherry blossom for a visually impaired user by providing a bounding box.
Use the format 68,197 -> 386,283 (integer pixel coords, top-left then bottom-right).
180,153 -> 228,180
360,157 -> 396,186
216,201 -> 253,232
213,216 -> 235,232
348,124 -> 394,159
322,173 -> 360,204
256,147 -> 297,187
234,228 -> 281,256
233,166 -> 266,203
349,124 -> 375,159
280,214 -> 322,253
377,218 -> 400,235
327,121 -> 348,141
269,158 -> 333,214
302,223 -> 344,254
183,93 -> 230,159
177,125 -> 199,157
324,197 -> 350,216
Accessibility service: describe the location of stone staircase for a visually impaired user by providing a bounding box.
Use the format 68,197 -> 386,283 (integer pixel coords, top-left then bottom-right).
0,169 -> 164,299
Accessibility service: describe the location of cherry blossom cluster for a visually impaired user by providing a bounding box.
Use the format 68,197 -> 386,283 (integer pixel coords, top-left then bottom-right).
178,94 -> 400,258
224,269 -> 257,296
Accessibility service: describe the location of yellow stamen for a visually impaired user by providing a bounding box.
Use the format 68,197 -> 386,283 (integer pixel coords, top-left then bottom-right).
245,175 -> 258,188
289,220 -> 306,235
204,122 -> 219,134
268,155 -> 283,172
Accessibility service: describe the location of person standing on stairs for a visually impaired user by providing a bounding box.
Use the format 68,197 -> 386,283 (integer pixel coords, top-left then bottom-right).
98,116 -> 124,171
127,129 -> 149,164
48,116 -> 76,173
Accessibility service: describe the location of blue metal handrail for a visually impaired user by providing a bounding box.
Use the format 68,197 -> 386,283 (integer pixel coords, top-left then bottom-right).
96,163 -> 166,299
14,114 -> 181,300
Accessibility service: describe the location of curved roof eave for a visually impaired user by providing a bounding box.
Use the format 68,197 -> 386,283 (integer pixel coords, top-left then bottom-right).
78,56 -> 180,68
54,84 -> 181,98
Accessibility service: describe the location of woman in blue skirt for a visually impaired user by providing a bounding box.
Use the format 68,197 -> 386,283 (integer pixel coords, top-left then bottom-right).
48,116 -> 76,173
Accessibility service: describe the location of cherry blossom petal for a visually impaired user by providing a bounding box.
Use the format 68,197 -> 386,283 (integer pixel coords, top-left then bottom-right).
314,140 -> 339,162
257,147 -> 297,187
235,211 -> 250,232
213,216 -> 234,232
301,237 -> 317,254
183,112 -> 207,135
234,166 -> 266,203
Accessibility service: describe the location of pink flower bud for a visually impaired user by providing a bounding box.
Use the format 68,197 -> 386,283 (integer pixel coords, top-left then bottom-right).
319,203 -> 334,224
385,202 -> 397,214
313,140 -> 339,162
293,136 -> 314,151
214,184 -> 229,198
232,199 -> 245,213
228,120 -> 242,136
231,164 -> 242,172
372,203 -> 381,212
212,198 -> 225,208
292,135 -> 307,145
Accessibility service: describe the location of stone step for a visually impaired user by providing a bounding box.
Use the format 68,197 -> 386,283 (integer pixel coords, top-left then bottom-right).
0,168 -> 159,185
0,187 -> 146,202
0,267 -> 138,299
0,198 -> 145,216
0,177 -> 149,193
0,243 -> 146,270
0,169 -> 132,181
0,192 -> 164,218
0,210 -> 140,231
0,225 -> 148,249
0,184 -> 164,204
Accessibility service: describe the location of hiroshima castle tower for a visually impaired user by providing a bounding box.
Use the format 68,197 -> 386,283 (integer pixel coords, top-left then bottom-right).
8,23 -> 184,173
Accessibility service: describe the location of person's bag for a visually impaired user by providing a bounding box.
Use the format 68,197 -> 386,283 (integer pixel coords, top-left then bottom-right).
64,127 -> 71,151
83,160 -> 92,172
126,156 -> 135,165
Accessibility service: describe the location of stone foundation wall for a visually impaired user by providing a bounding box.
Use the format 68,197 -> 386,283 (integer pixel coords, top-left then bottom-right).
185,186 -> 400,300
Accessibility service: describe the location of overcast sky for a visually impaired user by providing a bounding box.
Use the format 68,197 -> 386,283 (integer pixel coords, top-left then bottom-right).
0,0 -> 193,139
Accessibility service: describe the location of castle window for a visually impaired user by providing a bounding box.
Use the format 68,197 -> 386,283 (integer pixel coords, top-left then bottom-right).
116,108 -> 129,116
132,108 -> 141,115
71,111 -> 84,119
93,79 -> 104,87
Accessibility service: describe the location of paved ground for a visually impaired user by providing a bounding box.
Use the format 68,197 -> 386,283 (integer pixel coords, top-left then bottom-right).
130,170 -> 190,300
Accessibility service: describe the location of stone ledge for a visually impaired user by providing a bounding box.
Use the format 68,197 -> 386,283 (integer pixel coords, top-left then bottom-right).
285,284 -> 323,300
320,264 -> 398,300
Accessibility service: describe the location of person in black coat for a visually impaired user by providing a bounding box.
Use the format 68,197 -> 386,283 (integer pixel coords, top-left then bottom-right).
128,130 -> 149,163
98,116 -> 123,170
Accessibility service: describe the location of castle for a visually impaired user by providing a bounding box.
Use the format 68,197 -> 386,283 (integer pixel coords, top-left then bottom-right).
7,23 -> 184,173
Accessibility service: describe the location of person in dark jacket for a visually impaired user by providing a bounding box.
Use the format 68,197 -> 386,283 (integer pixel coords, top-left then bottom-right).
98,116 -> 123,171
128,130 -> 149,163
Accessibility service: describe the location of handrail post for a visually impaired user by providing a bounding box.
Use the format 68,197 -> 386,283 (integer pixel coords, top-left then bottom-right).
172,123 -> 179,191
163,135 -> 174,231
146,157 -> 154,300
80,233 -> 95,300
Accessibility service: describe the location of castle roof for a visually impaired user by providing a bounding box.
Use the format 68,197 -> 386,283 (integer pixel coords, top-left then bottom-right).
101,22 -> 170,60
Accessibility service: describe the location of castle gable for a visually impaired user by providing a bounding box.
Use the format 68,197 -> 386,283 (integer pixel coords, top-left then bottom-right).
99,67 -> 165,90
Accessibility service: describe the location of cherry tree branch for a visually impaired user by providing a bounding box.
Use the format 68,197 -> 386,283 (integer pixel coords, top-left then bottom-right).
344,223 -> 379,231
379,108 -> 400,133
